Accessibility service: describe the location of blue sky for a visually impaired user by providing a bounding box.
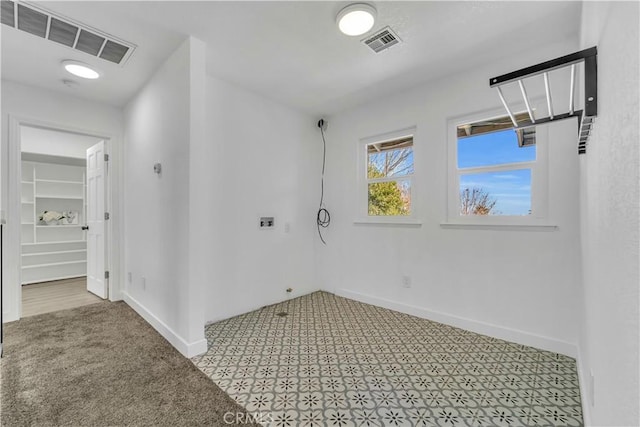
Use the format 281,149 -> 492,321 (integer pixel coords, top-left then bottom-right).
458,130 -> 534,215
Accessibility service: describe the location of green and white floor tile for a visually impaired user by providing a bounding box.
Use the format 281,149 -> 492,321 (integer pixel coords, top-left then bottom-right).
192,292 -> 583,426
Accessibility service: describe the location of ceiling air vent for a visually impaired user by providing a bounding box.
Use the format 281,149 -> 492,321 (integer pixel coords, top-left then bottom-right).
1,0 -> 14,27
76,29 -> 105,56
362,26 -> 401,53
48,18 -> 78,47
16,3 -> 46,37
0,0 -> 135,65
100,40 -> 129,64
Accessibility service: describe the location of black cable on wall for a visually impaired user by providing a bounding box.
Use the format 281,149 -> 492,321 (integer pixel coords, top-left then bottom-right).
317,119 -> 330,244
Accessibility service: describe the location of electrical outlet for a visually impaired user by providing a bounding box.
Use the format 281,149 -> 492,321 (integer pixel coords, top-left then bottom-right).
402,275 -> 411,288
141,277 -> 146,291
284,222 -> 291,233
259,216 -> 275,229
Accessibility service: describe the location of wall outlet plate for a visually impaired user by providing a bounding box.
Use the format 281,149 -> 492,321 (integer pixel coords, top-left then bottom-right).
259,216 -> 275,228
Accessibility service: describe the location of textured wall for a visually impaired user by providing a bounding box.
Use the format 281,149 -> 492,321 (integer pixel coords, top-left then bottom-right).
317,40 -> 583,355
578,2 -> 640,425
124,38 -> 207,356
203,76 -> 319,323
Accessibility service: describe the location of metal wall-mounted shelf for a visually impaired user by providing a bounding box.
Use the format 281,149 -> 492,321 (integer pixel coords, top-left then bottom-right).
489,47 -> 598,154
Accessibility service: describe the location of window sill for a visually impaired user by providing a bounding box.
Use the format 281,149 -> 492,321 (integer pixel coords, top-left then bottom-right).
354,218 -> 423,227
440,222 -> 558,231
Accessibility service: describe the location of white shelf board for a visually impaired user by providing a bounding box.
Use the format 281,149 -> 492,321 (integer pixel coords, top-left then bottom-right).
35,195 -> 83,200
22,260 -> 87,269
21,222 -> 35,225
21,181 -> 34,184
36,179 -> 83,185
22,249 -> 86,257
22,240 -> 86,246
36,225 -> 83,228
21,201 -> 34,204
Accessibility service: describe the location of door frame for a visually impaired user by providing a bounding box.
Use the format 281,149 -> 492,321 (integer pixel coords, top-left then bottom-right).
4,114 -> 118,322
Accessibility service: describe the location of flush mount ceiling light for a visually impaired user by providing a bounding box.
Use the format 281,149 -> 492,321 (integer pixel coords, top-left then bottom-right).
337,3 -> 376,36
62,60 -> 100,79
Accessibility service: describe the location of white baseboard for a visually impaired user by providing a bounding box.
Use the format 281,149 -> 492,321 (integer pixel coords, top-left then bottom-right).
2,309 -> 18,324
123,292 -> 207,358
335,288 -> 578,358
576,346 -> 592,426
109,289 -> 123,302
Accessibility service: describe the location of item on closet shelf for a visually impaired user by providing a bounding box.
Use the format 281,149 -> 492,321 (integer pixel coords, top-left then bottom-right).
62,211 -> 79,225
21,159 -> 87,285
39,210 -> 65,225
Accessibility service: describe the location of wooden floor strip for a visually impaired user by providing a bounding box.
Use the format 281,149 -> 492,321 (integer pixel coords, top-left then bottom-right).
22,277 -> 103,317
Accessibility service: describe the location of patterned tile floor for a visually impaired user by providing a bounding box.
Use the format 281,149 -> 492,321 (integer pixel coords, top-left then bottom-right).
192,292 -> 583,426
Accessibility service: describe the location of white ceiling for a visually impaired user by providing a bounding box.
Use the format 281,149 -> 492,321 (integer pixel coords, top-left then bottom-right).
1,1 -> 582,115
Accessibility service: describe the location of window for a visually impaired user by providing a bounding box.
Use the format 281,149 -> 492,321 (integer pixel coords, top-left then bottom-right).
448,111 -> 548,225
359,128 -> 416,220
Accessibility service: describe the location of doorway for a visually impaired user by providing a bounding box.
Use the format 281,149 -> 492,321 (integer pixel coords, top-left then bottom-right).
4,118 -> 114,321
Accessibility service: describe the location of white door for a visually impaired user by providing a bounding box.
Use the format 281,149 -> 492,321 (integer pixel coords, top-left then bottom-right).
86,141 -> 107,299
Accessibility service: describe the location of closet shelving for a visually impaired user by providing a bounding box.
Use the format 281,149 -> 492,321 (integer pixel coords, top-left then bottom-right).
21,160 -> 87,284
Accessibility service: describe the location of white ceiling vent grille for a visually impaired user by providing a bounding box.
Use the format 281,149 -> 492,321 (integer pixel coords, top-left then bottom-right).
362,26 -> 401,53
0,0 -> 135,65
0,0 -> 14,26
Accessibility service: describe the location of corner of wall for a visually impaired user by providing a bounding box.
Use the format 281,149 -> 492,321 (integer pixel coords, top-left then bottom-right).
123,291 -> 207,357
576,2 -> 640,425
335,288 -> 579,358
575,344 -> 592,426
123,35 -> 209,356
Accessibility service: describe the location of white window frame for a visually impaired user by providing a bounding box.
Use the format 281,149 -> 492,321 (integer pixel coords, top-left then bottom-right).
356,126 -> 420,225
445,106 -> 551,228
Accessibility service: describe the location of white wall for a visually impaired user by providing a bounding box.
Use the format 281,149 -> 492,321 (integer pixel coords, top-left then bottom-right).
124,36 -> 318,349
203,76 -> 318,323
1,80 -> 124,322
123,37 -> 207,357
21,126 -> 102,159
578,2 -> 640,425
318,40 -> 583,356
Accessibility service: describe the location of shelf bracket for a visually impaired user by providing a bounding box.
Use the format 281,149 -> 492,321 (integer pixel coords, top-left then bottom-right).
489,46 -> 597,154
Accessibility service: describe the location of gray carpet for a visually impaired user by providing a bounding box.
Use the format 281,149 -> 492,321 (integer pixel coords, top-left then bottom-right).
1,301 -> 257,426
